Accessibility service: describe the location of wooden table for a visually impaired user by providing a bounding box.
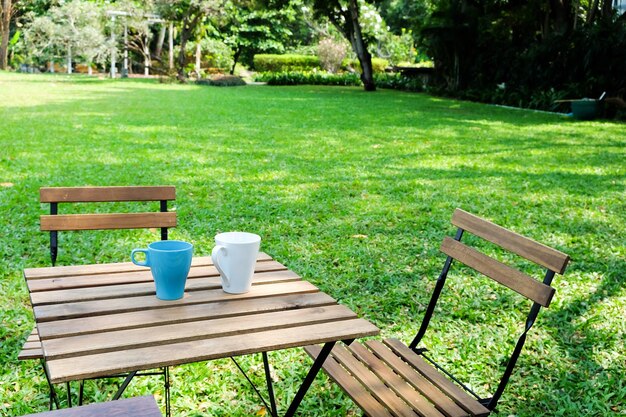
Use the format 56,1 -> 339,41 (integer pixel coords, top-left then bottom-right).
24,253 -> 379,416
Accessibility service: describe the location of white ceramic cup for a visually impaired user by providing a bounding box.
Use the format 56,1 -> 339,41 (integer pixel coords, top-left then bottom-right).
211,232 -> 261,294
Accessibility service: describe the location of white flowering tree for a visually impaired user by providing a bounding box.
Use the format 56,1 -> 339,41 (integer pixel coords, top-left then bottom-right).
22,0 -> 108,74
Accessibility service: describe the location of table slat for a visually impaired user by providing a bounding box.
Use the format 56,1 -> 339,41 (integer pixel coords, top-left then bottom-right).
34,280 -> 319,322
45,318 -> 379,383
24,253 -> 273,279
28,260 -> 288,292
43,305 -> 358,359
30,269 -> 299,305
38,292 -> 337,339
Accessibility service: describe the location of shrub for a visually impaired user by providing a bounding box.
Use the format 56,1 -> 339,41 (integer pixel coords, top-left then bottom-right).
342,58 -> 389,74
196,75 -> 246,87
254,71 -> 361,86
317,38 -> 348,74
253,54 -> 321,72
374,73 -> 424,92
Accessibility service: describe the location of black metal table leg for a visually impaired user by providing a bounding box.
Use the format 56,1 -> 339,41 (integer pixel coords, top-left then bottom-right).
42,359 -> 60,410
66,382 -> 71,407
163,367 -> 171,417
113,371 -> 137,400
262,352 -> 278,417
283,341 -> 336,417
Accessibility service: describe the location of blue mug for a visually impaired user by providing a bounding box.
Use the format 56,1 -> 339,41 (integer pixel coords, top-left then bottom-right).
131,240 -> 193,300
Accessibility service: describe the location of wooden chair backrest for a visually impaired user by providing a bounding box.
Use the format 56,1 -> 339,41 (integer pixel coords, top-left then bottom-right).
410,208 -> 570,410
40,186 -> 177,265
442,209 -> 569,306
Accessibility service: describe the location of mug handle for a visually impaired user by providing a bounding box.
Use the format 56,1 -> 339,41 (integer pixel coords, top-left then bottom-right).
131,248 -> 150,267
211,245 -> 230,288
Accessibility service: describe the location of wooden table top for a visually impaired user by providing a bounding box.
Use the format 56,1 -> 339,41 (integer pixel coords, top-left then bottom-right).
24,253 -> 379,384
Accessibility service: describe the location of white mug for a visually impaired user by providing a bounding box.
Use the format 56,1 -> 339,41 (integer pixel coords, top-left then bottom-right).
211,232 -> 261,294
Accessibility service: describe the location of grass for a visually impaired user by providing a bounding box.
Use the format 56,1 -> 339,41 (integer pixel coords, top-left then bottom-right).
0,71 -> 624,417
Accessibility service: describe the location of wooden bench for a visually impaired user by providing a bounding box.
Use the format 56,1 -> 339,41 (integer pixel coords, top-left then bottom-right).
18,186 -> 176,412
20,396 -> 162,417
306,208 -> 570,417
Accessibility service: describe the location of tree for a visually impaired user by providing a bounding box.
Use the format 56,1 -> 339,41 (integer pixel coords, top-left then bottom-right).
311,0 -> 376,90
22,0 -> 107,73
0,0 -> 14,69
218,0 -> 295,74
156,0 -> 224,81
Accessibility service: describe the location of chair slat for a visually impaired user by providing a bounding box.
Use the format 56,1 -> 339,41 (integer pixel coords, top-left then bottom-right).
40,212 -> 177,231
305,344 -> 394,417
384,339 -> 490,417
40,186 -> 175,203
366,340 -> 467,417
452,209 -> 569,274
330,344 -> 420,417
348,342 -> 447,417
441,237 -> 555,307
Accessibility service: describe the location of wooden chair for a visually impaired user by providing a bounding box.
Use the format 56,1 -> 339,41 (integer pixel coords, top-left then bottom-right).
305,209 -> 570,417
20,395 -> 162,417
18,186 -> 176,414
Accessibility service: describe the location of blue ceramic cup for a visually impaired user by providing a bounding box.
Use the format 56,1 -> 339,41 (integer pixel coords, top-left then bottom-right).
131,240 -> 193,300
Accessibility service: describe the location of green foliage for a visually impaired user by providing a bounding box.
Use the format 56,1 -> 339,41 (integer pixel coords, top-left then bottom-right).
196,74 -> 246,86
374,72 -> 424,92
253,53 -> 321,72
218,1 -> 297,70
254,70 -> 361,86
1,73 -> 625,417
422,0 -> 626,114
343,57 -> 389,73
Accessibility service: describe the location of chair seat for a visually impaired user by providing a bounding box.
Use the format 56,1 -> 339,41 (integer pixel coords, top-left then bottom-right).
305,338 -> 490,417
20,395 -> 162,417
18,328 -> 43,361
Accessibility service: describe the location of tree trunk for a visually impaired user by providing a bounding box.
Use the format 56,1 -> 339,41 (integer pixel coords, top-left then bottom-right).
0,0 -> 12,70
195,42 -> 201,75
155,25 -> 166,57
176,9 -> 201,81
168,23 -> 174,71
67,45 -> 72,74
348,0 -> 375,91
144,34 -> 151,76
230,47 -> 241,75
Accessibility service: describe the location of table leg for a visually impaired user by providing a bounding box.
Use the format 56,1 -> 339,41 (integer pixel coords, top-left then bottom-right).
262,352 -> 278,417
42,359 -> 60,410
113,370 -> 137,400
283,341 -> 336,417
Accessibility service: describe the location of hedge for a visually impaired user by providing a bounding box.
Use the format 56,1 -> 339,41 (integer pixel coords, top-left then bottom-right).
253,54 -> 321,72
253,54 -> 390,74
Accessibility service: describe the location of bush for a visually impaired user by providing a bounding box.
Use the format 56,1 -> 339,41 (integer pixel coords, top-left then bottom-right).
254,71 -> 361,86
196,75 -> 246,87
253,54 -> 321,72
317,38 -> 348,74
342,58 -> 389,74
374,73 -> 425,92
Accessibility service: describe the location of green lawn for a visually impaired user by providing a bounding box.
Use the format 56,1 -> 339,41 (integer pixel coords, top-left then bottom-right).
0,71 -> 624,417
